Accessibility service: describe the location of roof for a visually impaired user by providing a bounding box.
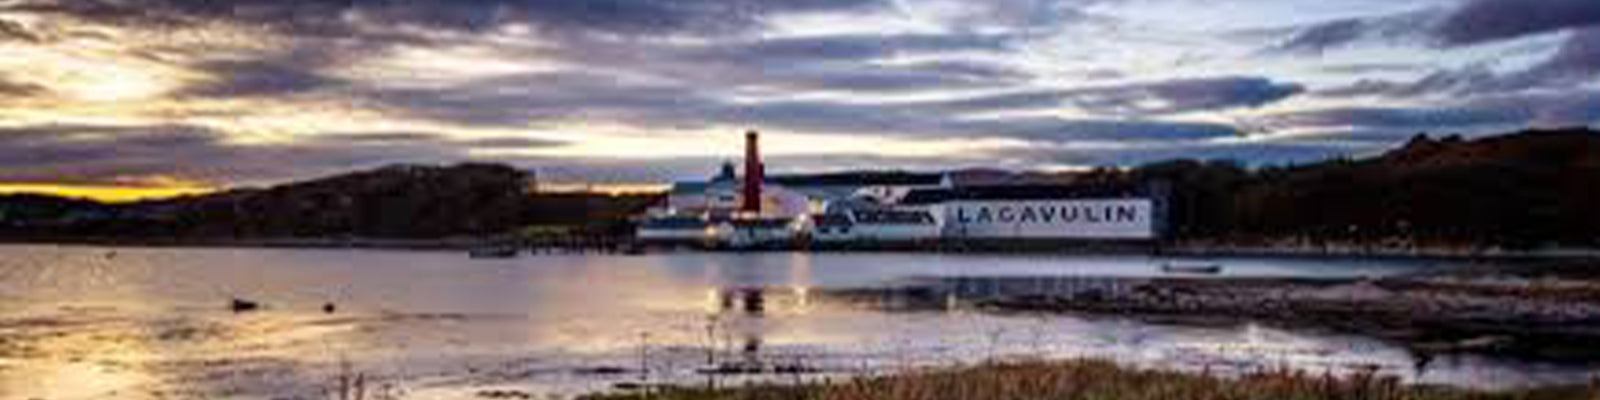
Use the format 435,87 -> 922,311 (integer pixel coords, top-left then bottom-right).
639,216 -> 709,229
810,214 -> 853,227
670,179 -> 739,195
900,183 -> 1148,205
767,171 -> 943,187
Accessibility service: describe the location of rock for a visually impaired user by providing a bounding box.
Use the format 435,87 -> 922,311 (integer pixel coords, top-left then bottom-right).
575,366 -> 628,375
322,302 -> 337,314
230,298 -> 260,313
475,389 -> 533,399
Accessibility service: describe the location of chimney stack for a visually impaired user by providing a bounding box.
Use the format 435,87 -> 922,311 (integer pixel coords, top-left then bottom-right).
742,130 -> 763,214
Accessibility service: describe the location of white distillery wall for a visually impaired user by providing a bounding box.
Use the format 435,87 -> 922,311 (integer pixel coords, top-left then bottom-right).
939,199 -> 1157,239
852,224 -> 943,241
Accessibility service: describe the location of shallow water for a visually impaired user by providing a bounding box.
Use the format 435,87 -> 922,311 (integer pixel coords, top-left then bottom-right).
0,245 -> 1592,399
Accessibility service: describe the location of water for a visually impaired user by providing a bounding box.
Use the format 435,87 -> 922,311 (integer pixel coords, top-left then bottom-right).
0,245 -> 1591,399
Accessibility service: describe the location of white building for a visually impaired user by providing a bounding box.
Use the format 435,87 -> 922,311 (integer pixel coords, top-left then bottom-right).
805,207 -> 941,244
639,131 -> 1164,247
636,216 -> 720,244
900,183 -> 1163,240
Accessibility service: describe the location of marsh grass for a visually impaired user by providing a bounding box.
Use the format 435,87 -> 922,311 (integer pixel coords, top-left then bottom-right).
582,359 -> 1599,400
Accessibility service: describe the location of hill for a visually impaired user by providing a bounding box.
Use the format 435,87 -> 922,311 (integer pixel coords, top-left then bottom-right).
1136,127 -> 1600,247
0,163 -> 660,240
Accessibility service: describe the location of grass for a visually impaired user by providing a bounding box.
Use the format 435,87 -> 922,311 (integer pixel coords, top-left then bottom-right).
581,359 -> 1598,400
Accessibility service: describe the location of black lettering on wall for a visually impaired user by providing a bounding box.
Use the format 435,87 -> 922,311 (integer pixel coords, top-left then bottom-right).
1116,205 -> 1138,222
1061,206 -> 1079,222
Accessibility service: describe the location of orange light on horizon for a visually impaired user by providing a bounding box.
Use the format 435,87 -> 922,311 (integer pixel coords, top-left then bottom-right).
0,183 -> 215,203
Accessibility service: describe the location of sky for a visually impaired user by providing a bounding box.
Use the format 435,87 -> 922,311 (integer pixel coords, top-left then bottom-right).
0,0 -> 1598,199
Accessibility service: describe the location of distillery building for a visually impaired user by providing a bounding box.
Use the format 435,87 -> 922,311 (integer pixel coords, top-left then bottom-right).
637,130 -> 1167,248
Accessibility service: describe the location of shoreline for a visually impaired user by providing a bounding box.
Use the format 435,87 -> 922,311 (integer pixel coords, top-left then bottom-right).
5,236 -> 1600,261
576,358 -> 1597,400
0,236 -> 491,251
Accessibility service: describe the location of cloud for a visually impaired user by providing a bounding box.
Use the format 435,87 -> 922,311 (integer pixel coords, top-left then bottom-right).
1259,90 -> 1600,134
1436,0 -> 1600,46
0,77 -> 44,96
1319,63 -> 1426,75
934,0 -> 1101,34
1265,0 -> 1600,55
1316,65 -> 1498,98
5,0 -> 889,39
0,124 -> 566,185
4,0 -> 1594,186
1258,106 -> 1528,131
692,33 -> 1015,62
905,76 -> 1304,115
1068,77 -> 1305,115
1511,28 -> 1600,83
1266,10 -> 1438,55
0,18 -> 42,42
986,137 -> 1374,168
535,31 -> 1026,94
977,118 -> 1246,143
1272,19 -> 1367,55
1316,29 -> 1600,99
178,57 -> 346,98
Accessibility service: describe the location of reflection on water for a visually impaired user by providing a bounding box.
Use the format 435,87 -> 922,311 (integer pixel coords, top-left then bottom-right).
0,245 -> 1592,399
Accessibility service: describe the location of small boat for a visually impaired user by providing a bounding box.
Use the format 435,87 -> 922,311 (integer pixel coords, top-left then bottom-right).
1160,262 -> 1223,274
468,246 -> 519,259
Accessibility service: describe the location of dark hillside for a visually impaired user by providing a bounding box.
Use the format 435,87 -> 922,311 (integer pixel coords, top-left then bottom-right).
0,163 -> 661,240
1138,128 -> 1600,247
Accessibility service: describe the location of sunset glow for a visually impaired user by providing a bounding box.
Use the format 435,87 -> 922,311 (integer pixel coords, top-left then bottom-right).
0,183 -> 214,203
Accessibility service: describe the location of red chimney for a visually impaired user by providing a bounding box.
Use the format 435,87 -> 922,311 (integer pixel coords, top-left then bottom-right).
742,130 -> 762,214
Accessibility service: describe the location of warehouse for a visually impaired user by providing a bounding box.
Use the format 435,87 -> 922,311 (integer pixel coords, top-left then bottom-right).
901,183 -> 1165,241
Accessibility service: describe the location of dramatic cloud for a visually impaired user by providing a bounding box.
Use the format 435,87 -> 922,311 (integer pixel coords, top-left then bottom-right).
1268,0 -> 1600,55
1316,28 -> 1600,98
888,76 -> 1304,116
179,58 -> 346,99
1065,77 -> 1305,115
0,124 -> 566,185
1260,90 -> 1600,135
0,0 -> 1593,188
1267,10 -> 1438,55
1435,0 -> 1600,46
1316,65 -> 1498,98
5,0 -> 890,39
1512,28 -> 1600,84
